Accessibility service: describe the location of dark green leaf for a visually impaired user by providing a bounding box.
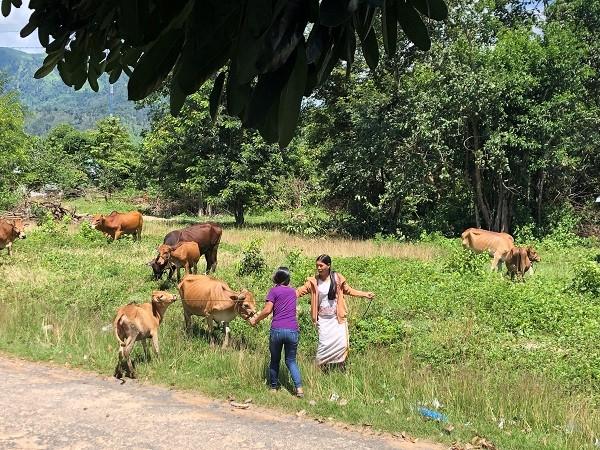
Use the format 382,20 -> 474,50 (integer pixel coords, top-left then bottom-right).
209,71 -> 226,121
226,65 -> 252,118
127,29 -> 184,101
278,41 -> 307,147
410,0 -> 447,20
88,72 -> 100,92
1,0 -> 11,18
33,60 -> 56,79
118,0 -> 143,46
109,67 -> 122,84
396,0 -> 431,51
320,0 -> 356,27
169,80 -> 187,115
10,0 -> 22,7
361,27 -> 379,70
382,0 -> 397,56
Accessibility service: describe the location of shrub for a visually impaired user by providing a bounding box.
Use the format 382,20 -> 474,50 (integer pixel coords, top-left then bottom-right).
443,246 -> 489,275
569,261 -> 600,297
238,239 -> 266,276
543,207 -> 581,249
78,220 -> 105,242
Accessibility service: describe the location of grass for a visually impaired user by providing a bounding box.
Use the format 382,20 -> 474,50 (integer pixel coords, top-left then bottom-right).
0,211 -> 599,449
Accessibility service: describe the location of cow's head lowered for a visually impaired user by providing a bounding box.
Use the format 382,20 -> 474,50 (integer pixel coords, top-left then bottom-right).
231,289 -> 256,320
90,214 -> 105,229
526,247 -> 541,263
148,245 -> 172,280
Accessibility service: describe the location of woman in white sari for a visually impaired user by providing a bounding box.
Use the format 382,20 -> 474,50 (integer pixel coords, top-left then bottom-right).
296,255 -> 375,369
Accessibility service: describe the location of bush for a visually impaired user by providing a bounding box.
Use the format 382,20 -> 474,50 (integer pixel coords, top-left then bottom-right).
78,220 -> 105,242
543,207 -> 581,249
237,239 -> 267,276
443,246 -> 490,275
569,261 -> 600,297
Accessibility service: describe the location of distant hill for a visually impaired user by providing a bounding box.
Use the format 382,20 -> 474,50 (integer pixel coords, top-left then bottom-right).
0,47 -> 149,136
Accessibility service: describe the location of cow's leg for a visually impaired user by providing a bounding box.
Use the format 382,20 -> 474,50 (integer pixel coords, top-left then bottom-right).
206,316 -> 215,346
114,229 -> 123,241
167,264 -> 175,280
491,253 -> 501,271
222,322 -> 230,349
7,243 -> 12,257
137,226 -> 142,242
151,333 -> 160,357
176,266 -> 181,283
141,339 -> 150,361
183,309 -> 193,335
121,333 -> 138,378
206,247 -> 218,273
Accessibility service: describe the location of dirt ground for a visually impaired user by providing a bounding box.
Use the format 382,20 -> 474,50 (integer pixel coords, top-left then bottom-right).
0,355 -> 446,449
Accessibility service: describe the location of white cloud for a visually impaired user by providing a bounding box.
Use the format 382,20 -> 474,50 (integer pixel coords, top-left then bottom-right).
0,1 -> 44,54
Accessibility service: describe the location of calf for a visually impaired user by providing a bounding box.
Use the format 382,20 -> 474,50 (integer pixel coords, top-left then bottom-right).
113,291 -> 178,379
0,218 -> 26,256
178,275 -> 256,348
505,247 -> 532,281
92,211 -> 143,241
149,223 -> 222,279
155,242 -> 200,282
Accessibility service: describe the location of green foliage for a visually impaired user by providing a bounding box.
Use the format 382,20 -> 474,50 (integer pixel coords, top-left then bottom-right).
353,317 -> 405,352
89,116 -> 140,196
78,221 -> 106,243
542,207 -> 583,249
282,207 -> 331,237
237,239 -> 267,277
9,0 -> 446,146
443,246 -> 489,275
569,261 -> 600,297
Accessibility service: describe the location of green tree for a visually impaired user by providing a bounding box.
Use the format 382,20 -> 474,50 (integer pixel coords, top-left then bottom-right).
142,84 -> 285,225
0,86 -> 28,209
89,116 -> 139,197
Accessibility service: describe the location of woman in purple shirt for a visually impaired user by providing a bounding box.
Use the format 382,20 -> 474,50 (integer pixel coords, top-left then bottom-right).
249,267 -> 303,397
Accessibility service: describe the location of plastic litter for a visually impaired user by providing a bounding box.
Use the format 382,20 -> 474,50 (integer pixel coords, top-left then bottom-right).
418,407 -> 448,422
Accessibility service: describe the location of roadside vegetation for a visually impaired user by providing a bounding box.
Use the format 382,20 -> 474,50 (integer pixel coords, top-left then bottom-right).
0,203 -> 598,449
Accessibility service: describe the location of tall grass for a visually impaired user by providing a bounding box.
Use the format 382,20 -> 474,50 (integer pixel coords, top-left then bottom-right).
0,215 -> 598,449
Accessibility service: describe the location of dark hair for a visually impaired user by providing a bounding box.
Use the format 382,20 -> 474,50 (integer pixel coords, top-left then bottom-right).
273,266 -> 291,286
316,254 -> 336,300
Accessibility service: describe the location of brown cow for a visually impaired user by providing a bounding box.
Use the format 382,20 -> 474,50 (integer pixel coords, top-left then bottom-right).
113,290 -> 178,379
92,211 -> 143,241
149,223 -> 222,279
505,247 -> 531,281
155,242 -> 200,282
0,218 -> 26,256
178,275 -> 256,348
461,227 -> 515,270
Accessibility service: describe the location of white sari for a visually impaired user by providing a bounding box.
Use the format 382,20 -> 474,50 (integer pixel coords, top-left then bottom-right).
315,278 -> 349,365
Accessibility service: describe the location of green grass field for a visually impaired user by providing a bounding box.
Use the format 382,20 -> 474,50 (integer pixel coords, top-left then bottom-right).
1,203 -> 599,449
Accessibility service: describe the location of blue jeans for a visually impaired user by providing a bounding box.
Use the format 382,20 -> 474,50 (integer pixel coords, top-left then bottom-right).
269,328 -> 302,389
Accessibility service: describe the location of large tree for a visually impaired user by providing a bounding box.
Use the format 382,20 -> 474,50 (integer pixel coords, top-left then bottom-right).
4,0 -> 447,146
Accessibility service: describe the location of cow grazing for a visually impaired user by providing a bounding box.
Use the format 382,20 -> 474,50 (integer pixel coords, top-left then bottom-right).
149,223 -> 222,280
461,227 -> 515,270
155,242 -> 200,282
91,211 -> 143,241
178,275 -> 256,348
505,247 -> 533,281
0,218 -> 26,256
113,291 -> 178,379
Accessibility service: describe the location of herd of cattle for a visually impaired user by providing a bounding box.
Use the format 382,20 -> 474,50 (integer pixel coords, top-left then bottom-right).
0,211 -> 540,379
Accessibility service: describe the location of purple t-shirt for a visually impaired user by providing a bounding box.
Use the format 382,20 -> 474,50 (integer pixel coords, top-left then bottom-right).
266,285 -> 298,331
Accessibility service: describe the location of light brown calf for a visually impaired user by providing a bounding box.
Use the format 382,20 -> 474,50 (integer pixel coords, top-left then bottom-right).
0,218 -> 26,256
113,291 -> 178,379
155,242 -> 200,282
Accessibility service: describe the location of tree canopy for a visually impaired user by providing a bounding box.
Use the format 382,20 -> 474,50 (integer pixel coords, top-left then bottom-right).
3,0 -> 447,146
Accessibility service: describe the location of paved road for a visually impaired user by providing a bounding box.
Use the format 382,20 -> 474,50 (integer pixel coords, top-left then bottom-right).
0,356 -> 444,450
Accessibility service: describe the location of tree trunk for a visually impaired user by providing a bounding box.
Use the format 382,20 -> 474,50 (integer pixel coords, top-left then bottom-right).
234,203 -> 245,226
536,170 -> 545,227
471,118 -> 492,229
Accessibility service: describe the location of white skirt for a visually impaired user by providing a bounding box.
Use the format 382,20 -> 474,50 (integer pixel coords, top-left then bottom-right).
316,316 -> 349,365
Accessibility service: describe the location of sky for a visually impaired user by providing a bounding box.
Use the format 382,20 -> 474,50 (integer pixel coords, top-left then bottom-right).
0,1 -> 44,54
